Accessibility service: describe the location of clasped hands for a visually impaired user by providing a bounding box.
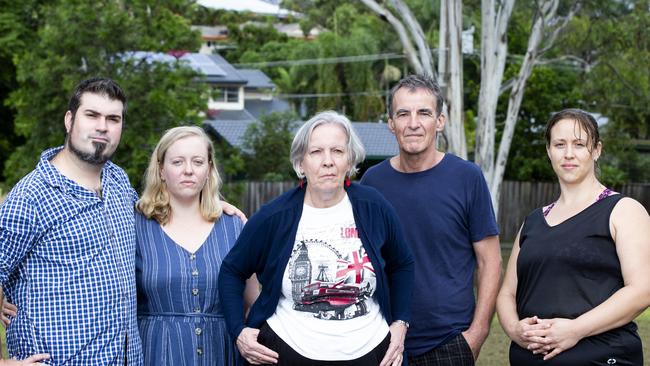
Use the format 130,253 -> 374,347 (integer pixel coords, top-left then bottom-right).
512,316 -> 582,361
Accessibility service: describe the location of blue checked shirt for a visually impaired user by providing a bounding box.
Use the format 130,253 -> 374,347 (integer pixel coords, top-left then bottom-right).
0,147 -> 143,365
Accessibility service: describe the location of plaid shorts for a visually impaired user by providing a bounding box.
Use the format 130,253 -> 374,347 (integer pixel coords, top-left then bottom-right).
408,333 -> 475,366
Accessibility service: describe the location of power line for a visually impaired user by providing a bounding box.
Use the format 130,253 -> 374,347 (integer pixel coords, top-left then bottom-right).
234,53 -> 405,67
233,50 -> 582,71
277,90 -> 387,98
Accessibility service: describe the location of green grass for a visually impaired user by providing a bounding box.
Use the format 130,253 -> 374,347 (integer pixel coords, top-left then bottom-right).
2,245 -> 649,363
477,309 -> 650,365
2,312 -> 647,363
1,324 -> 6,358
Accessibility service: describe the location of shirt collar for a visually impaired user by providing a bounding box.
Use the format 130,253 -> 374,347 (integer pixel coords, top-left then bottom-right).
37,146 -> 118,197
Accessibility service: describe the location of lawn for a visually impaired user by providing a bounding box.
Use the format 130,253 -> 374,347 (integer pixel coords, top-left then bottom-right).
2,245 -> 649,363
477,309 -> 650,365
1,313 -> 648,362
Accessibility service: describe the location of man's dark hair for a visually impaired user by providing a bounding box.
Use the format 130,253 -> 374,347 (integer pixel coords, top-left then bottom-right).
388,74 -> 444,118
68,77 -> 127,121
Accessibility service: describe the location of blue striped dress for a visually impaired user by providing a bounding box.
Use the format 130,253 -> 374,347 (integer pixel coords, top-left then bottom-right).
135,212 -> 243,365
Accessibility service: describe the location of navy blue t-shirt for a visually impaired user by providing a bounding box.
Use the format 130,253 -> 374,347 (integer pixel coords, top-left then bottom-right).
361,154 -> 498,356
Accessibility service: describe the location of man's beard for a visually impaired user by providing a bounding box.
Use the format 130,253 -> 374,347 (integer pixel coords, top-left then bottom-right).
68,139 -> 113,166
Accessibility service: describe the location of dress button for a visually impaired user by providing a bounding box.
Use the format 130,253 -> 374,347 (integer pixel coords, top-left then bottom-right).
192,288 -> 199,296
197,347 -> 203,355
191,269 -> 199,277
195,327 -> 202,336
189,253 -> 196,260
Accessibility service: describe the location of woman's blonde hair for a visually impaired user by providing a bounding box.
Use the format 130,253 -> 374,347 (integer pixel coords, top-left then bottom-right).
136,126 -> 223,224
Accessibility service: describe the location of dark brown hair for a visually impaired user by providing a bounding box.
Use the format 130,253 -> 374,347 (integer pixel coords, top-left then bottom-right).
544,108 -> 600,152
68,77 -> 127,122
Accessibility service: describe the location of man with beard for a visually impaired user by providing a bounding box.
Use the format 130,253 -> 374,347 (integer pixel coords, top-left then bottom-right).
0,77 -> 143,365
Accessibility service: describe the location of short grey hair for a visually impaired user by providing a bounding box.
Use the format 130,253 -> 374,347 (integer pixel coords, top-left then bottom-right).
388,74 -> 444,118
290,111 -> 366,179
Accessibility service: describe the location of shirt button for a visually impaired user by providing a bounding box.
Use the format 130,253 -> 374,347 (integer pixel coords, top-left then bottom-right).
192,288 -> 199,296
189,254 -> 196,260
195,327 -> 202,336
197,347 -> 203,355
191,269 -> 199,277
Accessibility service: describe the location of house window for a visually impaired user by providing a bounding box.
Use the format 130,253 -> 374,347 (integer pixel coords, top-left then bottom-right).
213,86 -> 239,103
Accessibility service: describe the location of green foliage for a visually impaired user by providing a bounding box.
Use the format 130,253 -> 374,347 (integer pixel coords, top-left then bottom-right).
242,111 -> 299,180
224,23 -> 289,62
2,0 -> 207,190
189,7 -> 250,26
220,181 -> 246,211
0,0 -> 50,187
599,163 -> 628,187
233,2 -> 400,122
552,1 -> 650,183
503,66 -> 583,181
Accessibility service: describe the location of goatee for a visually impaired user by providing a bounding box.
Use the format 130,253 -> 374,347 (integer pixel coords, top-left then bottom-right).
69,140 -> 113,165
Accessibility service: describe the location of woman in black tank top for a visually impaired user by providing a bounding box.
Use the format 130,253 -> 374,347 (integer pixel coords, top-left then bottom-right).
496,109 -> 650,366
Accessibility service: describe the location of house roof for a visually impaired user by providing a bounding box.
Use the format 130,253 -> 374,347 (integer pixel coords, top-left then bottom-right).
122,52 -> 249,85
201,54 -> 247,85
203,111 -> 257,154
204,119 -> 398,159
245,99 -> 292,119
237,69 -> 276,89
197,0 -> 295,17
352,122 -> 399,159
191,25 -> 228,41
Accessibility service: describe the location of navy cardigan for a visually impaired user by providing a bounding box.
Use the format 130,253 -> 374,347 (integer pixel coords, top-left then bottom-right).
218,182 -> 415,339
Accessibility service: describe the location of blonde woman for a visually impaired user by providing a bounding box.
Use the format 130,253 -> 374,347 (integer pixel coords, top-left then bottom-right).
136,126 -> 257,365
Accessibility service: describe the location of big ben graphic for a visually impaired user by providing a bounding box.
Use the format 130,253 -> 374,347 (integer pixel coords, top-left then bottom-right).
290,241 -> 312,302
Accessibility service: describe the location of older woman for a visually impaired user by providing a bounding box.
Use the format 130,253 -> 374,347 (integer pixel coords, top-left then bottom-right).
219,111 -> 414,366
135,126 -> 257,365
496,109 -> 650,365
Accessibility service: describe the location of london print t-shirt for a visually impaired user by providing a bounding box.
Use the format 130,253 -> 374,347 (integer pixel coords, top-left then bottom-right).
266,194 -> 389,360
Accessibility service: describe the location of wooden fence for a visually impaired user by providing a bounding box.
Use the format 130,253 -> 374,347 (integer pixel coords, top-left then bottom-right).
225,180 -> 650,242
498,181 -> 650,240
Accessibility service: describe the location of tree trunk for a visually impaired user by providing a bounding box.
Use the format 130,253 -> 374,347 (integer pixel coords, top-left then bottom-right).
475,0 -> 515,188
443,0 -> 467,158
489,0 -> 561,212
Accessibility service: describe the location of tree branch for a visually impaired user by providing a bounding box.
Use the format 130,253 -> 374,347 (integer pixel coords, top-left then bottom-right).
359,0 -> 424,74
390,0 -> 434,76
603,61 -> 643,98
539,1 -> 581,55
535,54 -> 597,72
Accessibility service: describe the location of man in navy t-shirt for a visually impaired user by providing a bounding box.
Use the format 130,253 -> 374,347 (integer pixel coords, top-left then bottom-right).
361,74 -> 501,366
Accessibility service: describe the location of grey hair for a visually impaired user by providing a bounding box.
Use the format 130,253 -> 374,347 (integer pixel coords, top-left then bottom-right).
290,111 -> 366,179
388,74 -> 444,118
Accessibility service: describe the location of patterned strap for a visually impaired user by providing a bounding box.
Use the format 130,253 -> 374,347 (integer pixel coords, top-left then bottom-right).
543,187 -> 612,217
542,202 -> 556,217
597,187 -> 613,201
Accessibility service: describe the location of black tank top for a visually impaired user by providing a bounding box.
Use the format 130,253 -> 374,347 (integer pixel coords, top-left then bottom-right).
510,194 -> 642,366
517,194 -> 625,319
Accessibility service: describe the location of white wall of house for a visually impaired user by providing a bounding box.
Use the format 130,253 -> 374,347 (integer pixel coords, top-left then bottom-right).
244,90 -> 273,101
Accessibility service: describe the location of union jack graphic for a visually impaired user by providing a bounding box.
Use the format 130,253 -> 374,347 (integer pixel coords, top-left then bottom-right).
336,248 -> 374,283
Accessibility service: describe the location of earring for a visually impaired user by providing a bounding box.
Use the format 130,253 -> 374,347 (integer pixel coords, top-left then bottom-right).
345,176 -> 351,187
299,178 -> 304,189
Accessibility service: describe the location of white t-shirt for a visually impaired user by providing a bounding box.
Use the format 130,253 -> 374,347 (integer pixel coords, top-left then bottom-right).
266,194 -> 389,360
